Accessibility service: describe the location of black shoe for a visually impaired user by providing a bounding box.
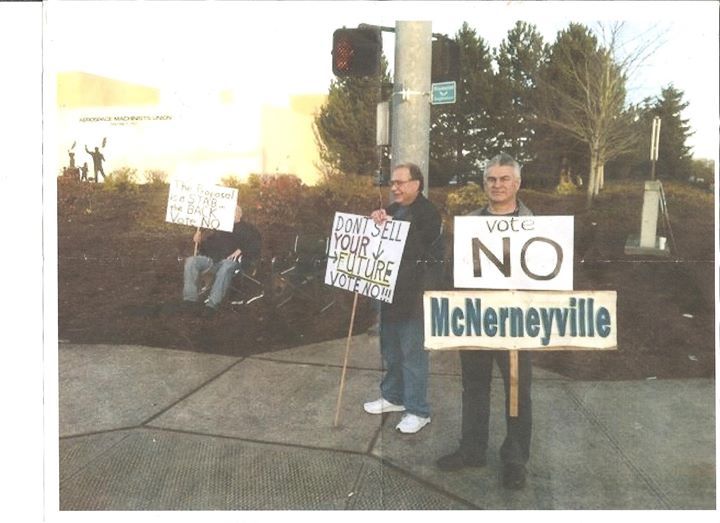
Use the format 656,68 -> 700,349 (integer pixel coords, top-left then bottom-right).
201,305 -> 218,318
502,463 -> 526,490
436,450 -> 486,471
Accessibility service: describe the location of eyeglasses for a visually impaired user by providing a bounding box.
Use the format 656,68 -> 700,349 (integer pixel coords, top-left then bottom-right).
390,179 -> 416,187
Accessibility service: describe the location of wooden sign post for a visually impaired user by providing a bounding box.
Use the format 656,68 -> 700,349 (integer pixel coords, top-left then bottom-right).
509,350 -> 519,417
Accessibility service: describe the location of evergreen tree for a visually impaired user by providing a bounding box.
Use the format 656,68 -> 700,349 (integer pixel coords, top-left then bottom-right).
314,60 -> 391,177
652,84 -> 694,179
534,24 -> 597,183
494,21 -> 548,164
430,23 -> 496,185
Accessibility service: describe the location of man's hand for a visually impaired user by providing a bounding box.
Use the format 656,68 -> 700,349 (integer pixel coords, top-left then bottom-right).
227,249 -> 242,262
370,208 -> 390,225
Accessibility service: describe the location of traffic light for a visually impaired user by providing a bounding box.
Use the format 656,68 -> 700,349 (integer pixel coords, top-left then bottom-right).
332,27 -> 382,77
432,37 -> 460,83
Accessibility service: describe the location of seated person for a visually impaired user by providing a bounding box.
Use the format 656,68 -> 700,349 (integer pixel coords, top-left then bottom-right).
182,205 -> 261,316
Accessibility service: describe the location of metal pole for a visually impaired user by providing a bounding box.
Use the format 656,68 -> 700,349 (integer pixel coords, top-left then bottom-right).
391,21 -> 432,195
650,116 -> 661,180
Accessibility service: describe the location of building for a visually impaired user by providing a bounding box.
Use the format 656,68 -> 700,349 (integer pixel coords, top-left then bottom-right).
55,72 -> 327,185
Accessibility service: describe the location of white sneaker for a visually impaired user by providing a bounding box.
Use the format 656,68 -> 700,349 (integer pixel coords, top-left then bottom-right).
363,398 -> 406,414
395,413 -> 431,434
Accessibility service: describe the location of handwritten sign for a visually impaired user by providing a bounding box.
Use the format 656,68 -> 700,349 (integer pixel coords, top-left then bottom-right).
165,180 -> 238,232
454,215 -> 574,290
324,212 -> 409,303
424,290 -> 617,351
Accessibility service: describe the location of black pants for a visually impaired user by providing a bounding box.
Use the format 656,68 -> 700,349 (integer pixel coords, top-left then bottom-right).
458,351 -> 532,465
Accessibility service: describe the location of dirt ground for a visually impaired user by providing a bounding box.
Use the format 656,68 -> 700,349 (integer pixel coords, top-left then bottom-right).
56,178 -> 716,381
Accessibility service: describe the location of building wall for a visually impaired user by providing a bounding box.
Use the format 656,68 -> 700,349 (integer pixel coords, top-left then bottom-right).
57,72 -> 160,109
261,94 -> 327,185
56,72 -> 326,185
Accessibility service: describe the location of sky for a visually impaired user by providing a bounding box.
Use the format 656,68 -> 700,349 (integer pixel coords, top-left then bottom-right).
44,0 -> 720,160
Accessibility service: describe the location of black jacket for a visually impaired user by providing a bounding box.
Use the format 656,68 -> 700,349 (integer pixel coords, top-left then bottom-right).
199,220 -> 261,270
381,194 -> 442,321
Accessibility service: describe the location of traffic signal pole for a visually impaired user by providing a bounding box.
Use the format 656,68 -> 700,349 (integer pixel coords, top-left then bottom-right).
391,21 -> 432,196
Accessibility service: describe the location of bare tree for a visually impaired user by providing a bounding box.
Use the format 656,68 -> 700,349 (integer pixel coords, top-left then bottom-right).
537,23 -> 658,207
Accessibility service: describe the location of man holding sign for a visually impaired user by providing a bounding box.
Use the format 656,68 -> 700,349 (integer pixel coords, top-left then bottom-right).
363,163 -> 442,434
436,153 -> 533,490
182,205 -> 261,317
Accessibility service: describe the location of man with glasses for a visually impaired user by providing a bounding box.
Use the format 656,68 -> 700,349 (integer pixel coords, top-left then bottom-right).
436,152 -> 533,490
364,162 -> 442,434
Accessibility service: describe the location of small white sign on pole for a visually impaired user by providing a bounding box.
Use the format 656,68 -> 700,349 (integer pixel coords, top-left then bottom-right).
454,215 -> 574,290
325,212 -> 410,303
165,179 -> 238,232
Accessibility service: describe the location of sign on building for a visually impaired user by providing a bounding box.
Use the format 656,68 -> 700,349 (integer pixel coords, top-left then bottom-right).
453,215 -> 574,290
324,212 -> 409,303
165,179 -> 238,232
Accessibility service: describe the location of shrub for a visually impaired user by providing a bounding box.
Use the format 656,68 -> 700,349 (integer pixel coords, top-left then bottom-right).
555,181 -> 580,195
445,183 -> 487,216
104,166 -> 139,193
299,172 -> 378,234
229,174 -> 306,229
220,175 -> 243,189
144,169 -> 168,186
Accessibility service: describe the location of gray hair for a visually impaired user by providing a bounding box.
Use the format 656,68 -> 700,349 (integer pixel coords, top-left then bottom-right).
484,153 -> 521,181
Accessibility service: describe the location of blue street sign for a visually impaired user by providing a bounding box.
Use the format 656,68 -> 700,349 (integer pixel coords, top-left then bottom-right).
432,81 -> 456,105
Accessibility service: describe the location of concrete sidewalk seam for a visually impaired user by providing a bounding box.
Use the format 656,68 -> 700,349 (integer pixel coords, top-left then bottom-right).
249,354 -> 381,373
344,461 -> 367,509
60,426 -> 141,441
139,357 -> 247,427
371,454 -> 479,510
134,425 -> 476,508
564,383 -> 673,509
59,431 -> 135,484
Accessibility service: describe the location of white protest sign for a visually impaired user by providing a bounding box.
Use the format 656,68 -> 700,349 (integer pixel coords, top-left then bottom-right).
165,179 -> 238,232
325,212 -> 409,303
424,290 -> 617,351
454,215 -> 574,290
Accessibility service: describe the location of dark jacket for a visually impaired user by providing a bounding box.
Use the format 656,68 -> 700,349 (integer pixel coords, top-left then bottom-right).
381,194 -> 442,321
466,199 -> 533,217
199,220 -> 262,270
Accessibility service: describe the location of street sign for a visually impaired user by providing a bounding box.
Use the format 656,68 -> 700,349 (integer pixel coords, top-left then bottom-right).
431,81 -> 456,105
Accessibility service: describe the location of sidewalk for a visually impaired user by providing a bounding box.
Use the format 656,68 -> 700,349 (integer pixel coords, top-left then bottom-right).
58,334 -> 716,510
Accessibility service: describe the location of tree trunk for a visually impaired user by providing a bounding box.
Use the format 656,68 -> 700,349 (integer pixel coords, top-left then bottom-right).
586,147 -> 599,208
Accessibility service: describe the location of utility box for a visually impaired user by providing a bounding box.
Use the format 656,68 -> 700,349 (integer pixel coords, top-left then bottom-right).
624,180 -> 671,257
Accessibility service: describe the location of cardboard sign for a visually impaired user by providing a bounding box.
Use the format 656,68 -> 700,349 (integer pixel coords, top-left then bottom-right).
424,290 -> 617,351
165,180 -> 238,232
324,212 -> 409,303
454,215 -> 574,290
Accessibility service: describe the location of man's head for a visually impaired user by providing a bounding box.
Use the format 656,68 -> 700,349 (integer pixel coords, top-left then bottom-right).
483,153 -> 521,211
390,162 -> 423,206
94,147 -> 99,153
234,205 -> 243,222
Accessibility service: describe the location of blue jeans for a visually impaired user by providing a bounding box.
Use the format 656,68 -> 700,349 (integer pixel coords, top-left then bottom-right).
183,255 -> 241,309
379,317 -> 430,418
